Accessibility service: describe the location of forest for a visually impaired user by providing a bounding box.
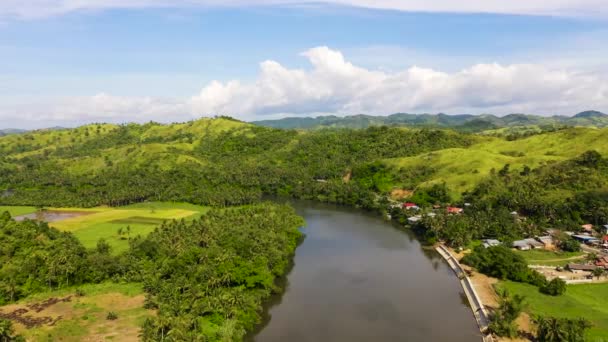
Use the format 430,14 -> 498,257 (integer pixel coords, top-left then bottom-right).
0,203 -> 303,341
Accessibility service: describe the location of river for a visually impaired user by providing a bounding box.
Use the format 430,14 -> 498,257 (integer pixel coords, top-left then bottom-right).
251,200 -> 480,341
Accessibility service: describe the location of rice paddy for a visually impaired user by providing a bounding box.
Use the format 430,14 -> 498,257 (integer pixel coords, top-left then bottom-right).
5,202 -> 208,254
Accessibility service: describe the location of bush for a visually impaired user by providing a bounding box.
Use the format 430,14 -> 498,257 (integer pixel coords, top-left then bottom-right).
559,238 -> 581,252
540,278 -> 567,296
462,246 -> 547,288
106,311 -> 118,320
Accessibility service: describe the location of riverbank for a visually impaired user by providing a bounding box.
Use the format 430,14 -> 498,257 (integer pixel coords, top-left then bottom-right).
435,245 -> 493,342
445,246 -> 534,342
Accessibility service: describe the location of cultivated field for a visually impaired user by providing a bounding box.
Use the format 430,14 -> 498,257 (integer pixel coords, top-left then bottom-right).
2,202 -> 208,254
0,206 -> 37,217
48,202 -> 208,253
0,283 -> 150,342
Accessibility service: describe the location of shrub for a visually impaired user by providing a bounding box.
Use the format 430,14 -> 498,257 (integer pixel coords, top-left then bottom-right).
540,278 -> 567,296
106,311 -> 118,320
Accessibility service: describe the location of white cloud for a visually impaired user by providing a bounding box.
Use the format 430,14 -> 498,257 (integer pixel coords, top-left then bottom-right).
2,46 -> 608,128
1,0 -> 608,19
190,46 -> 608,117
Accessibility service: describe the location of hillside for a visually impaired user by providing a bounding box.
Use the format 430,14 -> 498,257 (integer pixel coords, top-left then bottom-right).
386,127 -> 608,195
0,117 -> 475,207
253,111 -> 608,131
0,128 -> 28,136
1,118 -> 607,220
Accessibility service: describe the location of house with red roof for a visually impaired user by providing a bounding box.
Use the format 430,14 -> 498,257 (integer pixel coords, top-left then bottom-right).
403,202 -> 420,210
447,206 -> 463,214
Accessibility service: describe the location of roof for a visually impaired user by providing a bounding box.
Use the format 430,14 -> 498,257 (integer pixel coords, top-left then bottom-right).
567,264 -> 598,271
523,238 -> 544,247
447,207 -> 463,213
482,239 -> 501,247
572,234 -> 598,241
407,216 -> 422,223
513,241 -> 529,248
537,236 -> 553,243
581,224 -> 594,230
513,238 -> 543,248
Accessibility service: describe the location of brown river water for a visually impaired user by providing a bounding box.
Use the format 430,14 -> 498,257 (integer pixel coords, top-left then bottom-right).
250,200 -> 480,342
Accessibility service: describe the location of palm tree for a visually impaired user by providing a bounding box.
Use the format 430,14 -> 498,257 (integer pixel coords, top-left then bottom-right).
586,252 -> 598,263
545,317 -> 568,342
592,267 -> 605,280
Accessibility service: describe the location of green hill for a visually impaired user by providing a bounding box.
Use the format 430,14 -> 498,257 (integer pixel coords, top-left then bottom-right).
253,111 -> 608,132
1,117 -> 607,221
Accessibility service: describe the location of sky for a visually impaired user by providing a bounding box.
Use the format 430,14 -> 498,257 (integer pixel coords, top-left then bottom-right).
1,1 -> 608,129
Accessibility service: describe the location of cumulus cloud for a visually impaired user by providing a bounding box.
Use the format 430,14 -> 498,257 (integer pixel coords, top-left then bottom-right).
190,46 -> 608,117
2,46 -> 607,128
1,0 -> 607,19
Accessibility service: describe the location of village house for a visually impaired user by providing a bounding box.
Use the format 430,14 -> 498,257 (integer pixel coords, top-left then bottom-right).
513,238 -> 544,250
446,206 -> 463,214
595,256 -> 608,269
603,225 -> 608,234
567,263 -> 598,274
602,235 -> 608,248
403,202 -> 420,210
572,234 -> 600,245
482,239 -> 501,248
407,216 -> 422,224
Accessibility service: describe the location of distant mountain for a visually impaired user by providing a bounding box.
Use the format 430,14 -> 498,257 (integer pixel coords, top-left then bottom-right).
0,128 -> 27,136
252,111 -> 608,131
573,110 -> 608,119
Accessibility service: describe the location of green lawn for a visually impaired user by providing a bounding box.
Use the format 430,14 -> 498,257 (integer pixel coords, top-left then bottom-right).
514,249 -> 586,266
0,206 -> 37,217
49,202 -> 209,254
498,281 -> 608,341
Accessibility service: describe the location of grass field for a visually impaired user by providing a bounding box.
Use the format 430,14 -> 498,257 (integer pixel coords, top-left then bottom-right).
514,249 -> 586,266
1,202 -> 208,254
498,281 -> 608,340
0,282 -> 150,342
47,202 -> 208,253
0,206 -> 37,217
386,127 -> 608,196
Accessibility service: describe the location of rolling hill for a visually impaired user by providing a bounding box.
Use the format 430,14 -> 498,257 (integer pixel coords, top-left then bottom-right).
253,111 -> 608,131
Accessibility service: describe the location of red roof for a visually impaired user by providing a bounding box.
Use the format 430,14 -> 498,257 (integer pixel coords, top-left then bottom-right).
602,235 -> 608,242
403,202 -> 417,208
447,207 -> 463,214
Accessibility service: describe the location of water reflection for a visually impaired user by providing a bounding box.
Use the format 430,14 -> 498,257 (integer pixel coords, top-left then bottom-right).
251,200 -> 479,342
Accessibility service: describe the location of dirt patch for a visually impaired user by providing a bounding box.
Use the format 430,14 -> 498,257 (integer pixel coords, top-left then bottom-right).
0,296 -> 72,328
14,210 -> 95,223
1,291 -> 149,342
390,188 -> 413,200
342,171 -> 352,183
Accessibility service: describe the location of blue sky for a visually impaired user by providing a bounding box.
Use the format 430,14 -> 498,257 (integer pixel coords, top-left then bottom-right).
1,1 -> 608,128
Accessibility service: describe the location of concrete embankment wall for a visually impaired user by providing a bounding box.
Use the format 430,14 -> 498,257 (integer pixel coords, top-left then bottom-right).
436,245 -> 493,342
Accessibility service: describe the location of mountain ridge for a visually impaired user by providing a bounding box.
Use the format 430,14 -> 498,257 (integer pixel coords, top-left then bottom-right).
253,111 -> 608,131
